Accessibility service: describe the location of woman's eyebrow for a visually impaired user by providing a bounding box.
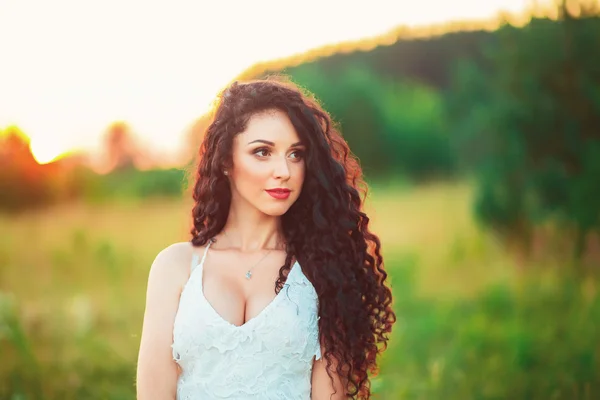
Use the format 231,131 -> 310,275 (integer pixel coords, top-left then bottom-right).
247,139 -> 304,147
247,139 -> 274,146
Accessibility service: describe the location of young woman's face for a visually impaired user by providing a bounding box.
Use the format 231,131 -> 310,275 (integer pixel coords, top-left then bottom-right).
228,109 -> 306,216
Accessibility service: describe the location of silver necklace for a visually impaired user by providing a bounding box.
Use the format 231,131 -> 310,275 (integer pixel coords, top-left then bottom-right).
243,249 -> 272,280
222,230 -> 275,280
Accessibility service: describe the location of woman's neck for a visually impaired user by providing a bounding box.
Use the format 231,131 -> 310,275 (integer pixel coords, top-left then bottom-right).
220,209 -> 284,252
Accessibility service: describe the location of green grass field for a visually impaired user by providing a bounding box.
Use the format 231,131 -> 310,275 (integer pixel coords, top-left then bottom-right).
1,182 -> 598,399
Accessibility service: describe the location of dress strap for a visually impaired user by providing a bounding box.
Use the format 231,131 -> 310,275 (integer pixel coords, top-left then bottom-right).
190,253 -> 200,273
191,238 -> 213,273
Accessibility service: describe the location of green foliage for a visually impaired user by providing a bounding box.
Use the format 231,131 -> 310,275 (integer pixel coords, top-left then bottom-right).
379,77 -> 455,178
84,168 -> 187,202
268,30 -> 495,89
378,252 -> 600,399
287,62 -> 457,180
449,12 -> 600,257
3,238 -> 599,399
2,184 -> 598,399
0,126 -> 187,212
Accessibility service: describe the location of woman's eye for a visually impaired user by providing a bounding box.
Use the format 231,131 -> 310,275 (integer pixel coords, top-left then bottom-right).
290,150 -> 305,159
254,148 -> 270,157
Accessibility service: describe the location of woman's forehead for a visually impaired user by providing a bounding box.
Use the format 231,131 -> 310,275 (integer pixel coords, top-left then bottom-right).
236,111 -> 301,146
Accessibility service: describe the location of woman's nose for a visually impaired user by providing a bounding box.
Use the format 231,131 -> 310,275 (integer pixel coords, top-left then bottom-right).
273,156 -> 291,179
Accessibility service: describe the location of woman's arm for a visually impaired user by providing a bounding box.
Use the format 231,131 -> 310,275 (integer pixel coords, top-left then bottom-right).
136,243 -> 190,400
311,351 -> 348,400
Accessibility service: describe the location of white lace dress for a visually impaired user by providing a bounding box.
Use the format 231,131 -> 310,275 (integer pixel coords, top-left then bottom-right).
171,240 -> 322,399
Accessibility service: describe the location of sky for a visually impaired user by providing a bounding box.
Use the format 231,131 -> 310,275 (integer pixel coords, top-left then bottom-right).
0,0 -> 535,165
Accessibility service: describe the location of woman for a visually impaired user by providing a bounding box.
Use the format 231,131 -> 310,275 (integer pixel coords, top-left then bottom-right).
136,77 -> 396,399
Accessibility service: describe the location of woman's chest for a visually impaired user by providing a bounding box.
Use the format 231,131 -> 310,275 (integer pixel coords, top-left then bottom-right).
172,274 -> 320,363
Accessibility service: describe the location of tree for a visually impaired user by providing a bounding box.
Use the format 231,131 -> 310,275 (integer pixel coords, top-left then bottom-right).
450,3 -> 600,259
0,127 -> 55,211
102,122 -> 140,172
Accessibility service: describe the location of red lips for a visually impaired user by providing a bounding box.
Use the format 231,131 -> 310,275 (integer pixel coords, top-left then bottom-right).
266,188 -> 291,200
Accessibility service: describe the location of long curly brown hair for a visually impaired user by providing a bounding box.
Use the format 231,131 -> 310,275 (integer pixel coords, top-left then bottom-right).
189,76 -> 395,399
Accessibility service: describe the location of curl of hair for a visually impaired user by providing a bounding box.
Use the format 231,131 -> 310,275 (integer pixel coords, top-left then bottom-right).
188,76 -> 396,399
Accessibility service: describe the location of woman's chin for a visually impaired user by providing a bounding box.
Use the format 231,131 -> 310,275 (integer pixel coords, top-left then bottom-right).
259,203 -> 293,217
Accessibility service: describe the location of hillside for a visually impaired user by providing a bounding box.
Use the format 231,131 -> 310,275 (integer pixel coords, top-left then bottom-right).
236,23 -> 499,89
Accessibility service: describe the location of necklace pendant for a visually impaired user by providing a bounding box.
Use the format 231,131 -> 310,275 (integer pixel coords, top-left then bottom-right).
245,271 -> 252,280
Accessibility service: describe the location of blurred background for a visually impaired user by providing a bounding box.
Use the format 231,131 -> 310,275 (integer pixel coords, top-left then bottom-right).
1,0 -> 600,398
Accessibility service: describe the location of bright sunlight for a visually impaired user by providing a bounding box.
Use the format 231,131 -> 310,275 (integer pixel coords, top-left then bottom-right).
29,137 -> 66,164
0,0 -> 536,165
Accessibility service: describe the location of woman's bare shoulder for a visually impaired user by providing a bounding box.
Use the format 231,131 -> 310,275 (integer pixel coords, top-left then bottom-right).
147,241 -> 204,288
155,241 -> 194,262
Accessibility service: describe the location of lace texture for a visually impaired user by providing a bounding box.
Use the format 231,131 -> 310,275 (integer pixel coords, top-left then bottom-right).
171,244 -> 321,400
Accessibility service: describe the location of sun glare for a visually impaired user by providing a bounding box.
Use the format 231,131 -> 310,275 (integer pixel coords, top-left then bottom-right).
29,137 -> 66,164
0,0 -> 535,166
